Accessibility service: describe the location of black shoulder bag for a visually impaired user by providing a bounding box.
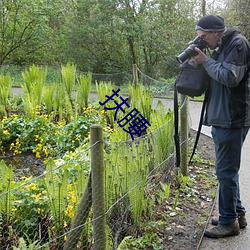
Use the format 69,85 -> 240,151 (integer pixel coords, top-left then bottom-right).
174,58 -> 210,168
175,58 -> 208,97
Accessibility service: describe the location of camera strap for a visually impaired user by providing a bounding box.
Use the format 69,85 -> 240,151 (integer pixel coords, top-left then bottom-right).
174,85 -> 208,168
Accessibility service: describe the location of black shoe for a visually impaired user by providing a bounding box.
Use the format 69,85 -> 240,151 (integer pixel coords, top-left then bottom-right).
204,222 -> 240,238
211,214 -> 247,229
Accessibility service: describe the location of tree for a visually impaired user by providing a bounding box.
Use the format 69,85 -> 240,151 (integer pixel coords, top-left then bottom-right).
220,0 -> 250,39
0,0 -> 50,65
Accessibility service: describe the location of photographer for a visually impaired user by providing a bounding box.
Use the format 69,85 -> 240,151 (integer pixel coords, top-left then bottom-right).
192,15 -> 250,238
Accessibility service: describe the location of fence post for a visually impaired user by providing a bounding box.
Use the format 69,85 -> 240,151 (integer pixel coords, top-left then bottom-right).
91,124 -> 106,250
180,94 -> 188,176
133,64 -> 138,86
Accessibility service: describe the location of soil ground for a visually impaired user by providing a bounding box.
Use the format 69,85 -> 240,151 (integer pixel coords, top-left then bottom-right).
159,130 -> 217,250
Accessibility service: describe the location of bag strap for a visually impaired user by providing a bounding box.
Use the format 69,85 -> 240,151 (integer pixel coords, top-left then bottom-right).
174,80 -> 180,168
189,91 -> 208,164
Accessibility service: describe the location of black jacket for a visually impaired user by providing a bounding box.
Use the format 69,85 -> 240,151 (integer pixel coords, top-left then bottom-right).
203,26 -> 250,128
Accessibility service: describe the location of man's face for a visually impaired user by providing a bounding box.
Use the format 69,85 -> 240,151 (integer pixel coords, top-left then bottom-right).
196,30 -> 222,49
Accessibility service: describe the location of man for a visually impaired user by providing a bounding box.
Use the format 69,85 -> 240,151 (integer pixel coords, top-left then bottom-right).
192,15 -> 250,238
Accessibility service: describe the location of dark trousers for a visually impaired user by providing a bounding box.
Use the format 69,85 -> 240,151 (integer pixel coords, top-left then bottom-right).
211,126 -> 249,225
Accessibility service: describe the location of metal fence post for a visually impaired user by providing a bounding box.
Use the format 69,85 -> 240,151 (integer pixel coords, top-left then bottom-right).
91,124 -> 106,250
180,94 -> 189,176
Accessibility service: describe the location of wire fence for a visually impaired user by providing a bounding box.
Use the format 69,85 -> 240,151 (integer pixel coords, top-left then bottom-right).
0,66 -> 190,249
0,124 -> 180,249
1,64 -> 175,97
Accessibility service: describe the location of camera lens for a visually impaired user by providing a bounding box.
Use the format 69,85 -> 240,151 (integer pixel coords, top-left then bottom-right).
176,36 -> 208,63
176,44 -> 198,63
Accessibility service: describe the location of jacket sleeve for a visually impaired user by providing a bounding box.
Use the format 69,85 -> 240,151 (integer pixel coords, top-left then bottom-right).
203,37 -> 250,87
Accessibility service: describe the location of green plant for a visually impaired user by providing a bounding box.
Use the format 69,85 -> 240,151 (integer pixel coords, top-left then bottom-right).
172,190 -> 180,210
0,161 -> 15,222
96,81 -> 119,128
0,73 -> 12,117
178,173 -> 191,189
76,72 -> 92,110
117,233 -> 163,250
158,182 -> 171,203
43,84 -> 56,114
43,159 -> 68,218
150,100 -> 174,163
13,233 -> 49,250
12,176 -> 49,241
60,62 -> 76,102
129,83 -> 152,123
105,135 -> 153,240
0,108 -> 101,158
21,65 -> 47,118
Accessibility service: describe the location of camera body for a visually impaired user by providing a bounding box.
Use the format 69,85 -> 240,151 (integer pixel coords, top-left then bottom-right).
176,36 -> 208,64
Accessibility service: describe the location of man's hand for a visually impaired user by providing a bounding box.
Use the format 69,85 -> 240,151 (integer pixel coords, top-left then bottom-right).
192,47 -> 207,64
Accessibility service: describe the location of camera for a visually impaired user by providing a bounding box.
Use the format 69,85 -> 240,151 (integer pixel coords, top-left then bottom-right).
176,36 -> 208,64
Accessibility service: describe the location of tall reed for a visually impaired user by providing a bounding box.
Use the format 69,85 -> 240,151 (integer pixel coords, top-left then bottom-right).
43,84 -> 56,114
128,83 -> 152,123
0,73 -> 12,117
105,135 -> 153,226
0,161 -> 14,222
52,82 -> 73,122
43,159 -> 68,233
150,100 -> 174,164
21,65 -> 47,118
76,72 -> 92,112
61,63 -> 76,103
96,81 -> 119,128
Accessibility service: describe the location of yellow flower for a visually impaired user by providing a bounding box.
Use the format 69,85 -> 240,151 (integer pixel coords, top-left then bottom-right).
32,193 -> 42,201
71,195 -> 76,204
65,205 -> 74,218
12,207 -> 17,212
36,152 -> 41,159
26,183 -> 37,191
3,130 -> 9,135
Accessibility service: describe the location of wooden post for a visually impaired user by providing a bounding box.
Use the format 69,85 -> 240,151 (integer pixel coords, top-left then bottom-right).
133,64 -> 138,86
91,124 -> 106,250
180,94 -> 188,176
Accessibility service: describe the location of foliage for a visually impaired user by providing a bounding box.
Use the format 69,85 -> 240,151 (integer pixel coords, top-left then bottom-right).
76,72 -> 92,110
0,0 -> 237,78
12,176 -> 49,241
96,81 -> 118,128
13,235 -> 46,250
117,233 -> 163,250
0,148 -> 91,248
150,100 -> 175,163
0,76 -> 178,248
21,65 -> 47,118
129,83 -> 153,123
61,63 -> 76,101
0,0 -> 52,65
0,161 -> 15,222
0,109 -> 100,158
0,73 -> 12,117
